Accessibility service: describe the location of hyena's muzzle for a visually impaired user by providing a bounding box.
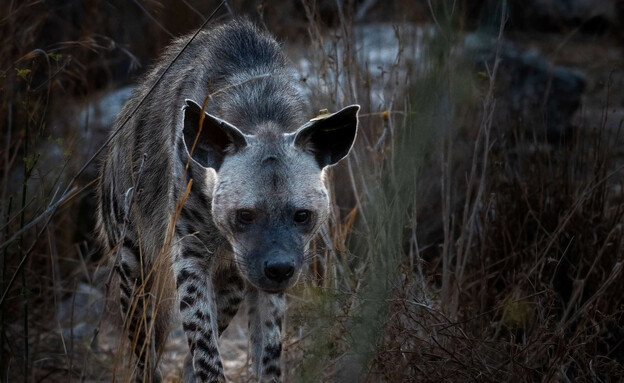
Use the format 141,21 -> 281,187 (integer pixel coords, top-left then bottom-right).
232,217 -> 308,293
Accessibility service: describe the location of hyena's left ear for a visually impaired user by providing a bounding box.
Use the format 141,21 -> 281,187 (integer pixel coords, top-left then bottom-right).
182,99 -> 248,171
292,105 -> 359,168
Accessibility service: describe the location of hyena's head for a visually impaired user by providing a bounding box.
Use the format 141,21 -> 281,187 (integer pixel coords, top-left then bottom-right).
182,99 -> 358,292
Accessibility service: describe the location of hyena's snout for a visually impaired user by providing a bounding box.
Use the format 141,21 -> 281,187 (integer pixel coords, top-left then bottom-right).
260,250 -> 301,291
244,248 -> 302,292
264,257 -> 295,283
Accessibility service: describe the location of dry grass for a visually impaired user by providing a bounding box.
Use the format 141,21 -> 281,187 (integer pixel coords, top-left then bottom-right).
1,1 -> 623,382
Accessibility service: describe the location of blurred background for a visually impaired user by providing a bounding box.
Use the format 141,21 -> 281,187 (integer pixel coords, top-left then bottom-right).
1,0 -> 623,381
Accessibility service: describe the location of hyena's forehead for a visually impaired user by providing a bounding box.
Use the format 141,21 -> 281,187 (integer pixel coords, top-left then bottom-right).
215,140 -> 328,209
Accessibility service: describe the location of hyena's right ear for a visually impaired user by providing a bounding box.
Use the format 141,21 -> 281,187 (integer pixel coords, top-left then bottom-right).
182,99 -> 248,171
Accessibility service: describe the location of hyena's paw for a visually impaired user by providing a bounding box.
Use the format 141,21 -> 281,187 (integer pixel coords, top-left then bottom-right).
183,352 -> 226,383
183,353 -> 195,383
153,368 -> 163,383
135,367 -> 162,383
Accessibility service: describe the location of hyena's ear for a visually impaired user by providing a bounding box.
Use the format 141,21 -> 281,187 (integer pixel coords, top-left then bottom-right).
292,105 -> 359,168
182,99 -> 247,171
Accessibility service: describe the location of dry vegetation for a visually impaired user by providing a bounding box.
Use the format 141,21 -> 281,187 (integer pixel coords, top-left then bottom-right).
1,1 -> 623,382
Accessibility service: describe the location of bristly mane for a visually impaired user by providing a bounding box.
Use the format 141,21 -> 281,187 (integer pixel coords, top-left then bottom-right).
200,18 -> 304,133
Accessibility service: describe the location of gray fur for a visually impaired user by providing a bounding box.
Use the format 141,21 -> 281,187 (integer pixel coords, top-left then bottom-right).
96,18 -> 358,383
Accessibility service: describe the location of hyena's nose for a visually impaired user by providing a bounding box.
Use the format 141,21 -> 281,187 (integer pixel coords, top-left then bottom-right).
264,260 -> 294,282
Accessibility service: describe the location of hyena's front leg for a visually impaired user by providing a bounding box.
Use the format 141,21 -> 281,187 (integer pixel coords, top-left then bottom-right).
175,252 -> 225,383
116,241 -> 161,383
247,288 -> 285,382
213,266 -> 245,335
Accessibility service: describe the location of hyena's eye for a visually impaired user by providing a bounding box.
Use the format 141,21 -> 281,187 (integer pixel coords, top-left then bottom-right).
294,210 -> 311,224
236,209 -> 257,224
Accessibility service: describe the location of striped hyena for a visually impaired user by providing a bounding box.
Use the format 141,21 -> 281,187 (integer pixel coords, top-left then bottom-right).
96,19 -> 358,382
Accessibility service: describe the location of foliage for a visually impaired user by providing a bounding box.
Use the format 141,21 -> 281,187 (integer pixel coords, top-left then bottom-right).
0,1 -> 623,382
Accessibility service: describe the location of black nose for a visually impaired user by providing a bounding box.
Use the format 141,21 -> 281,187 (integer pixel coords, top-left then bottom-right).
264,260 -> 294,283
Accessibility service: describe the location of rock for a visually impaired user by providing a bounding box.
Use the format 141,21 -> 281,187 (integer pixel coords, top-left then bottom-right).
464,33 -> 586,141
50,86 -> 134,179
295,23 -> 428,108
504,0 -> 618,33
57,282 -> 105,341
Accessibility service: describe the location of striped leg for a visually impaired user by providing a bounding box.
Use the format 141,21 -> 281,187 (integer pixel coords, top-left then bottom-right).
213,267 -> 245,335
117,242 -> 161,383
183,352 -> 195,383
175,251 -> 225,383
247,289 -> 284,382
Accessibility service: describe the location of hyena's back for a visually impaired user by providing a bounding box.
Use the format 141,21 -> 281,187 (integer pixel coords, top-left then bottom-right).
97,19 -> 304,262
